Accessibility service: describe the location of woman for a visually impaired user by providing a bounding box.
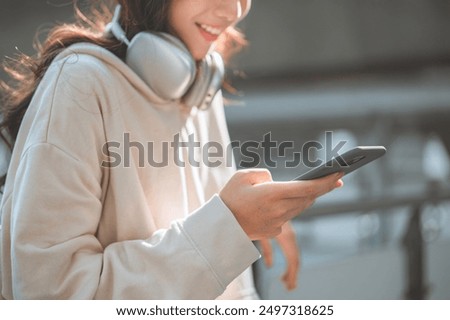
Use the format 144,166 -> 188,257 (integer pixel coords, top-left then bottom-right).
0,0 -> 343,299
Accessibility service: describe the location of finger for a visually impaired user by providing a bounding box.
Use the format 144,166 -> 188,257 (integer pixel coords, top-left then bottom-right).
276,223 -> 300,290
282,264 -> 299,290
259,238 -> 273,268
299,172 -> 344,198
268,195 -> 318,222
276,172 -> 344,199
279,197 -> 316,218
280,246 -> 300,290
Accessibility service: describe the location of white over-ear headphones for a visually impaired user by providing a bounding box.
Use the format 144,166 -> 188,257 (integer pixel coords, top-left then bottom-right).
105,5 -> 225,110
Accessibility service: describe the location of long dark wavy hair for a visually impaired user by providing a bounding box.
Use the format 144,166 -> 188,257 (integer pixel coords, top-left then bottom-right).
0,0 -> 247,187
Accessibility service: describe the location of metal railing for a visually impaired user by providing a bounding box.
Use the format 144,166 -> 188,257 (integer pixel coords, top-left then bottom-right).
298,181 -> 450,299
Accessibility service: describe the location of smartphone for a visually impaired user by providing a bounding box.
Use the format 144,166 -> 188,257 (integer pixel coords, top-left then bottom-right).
293,146 -> 387,181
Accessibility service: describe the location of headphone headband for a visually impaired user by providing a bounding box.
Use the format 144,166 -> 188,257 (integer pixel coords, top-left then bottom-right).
104,5 -> 130,46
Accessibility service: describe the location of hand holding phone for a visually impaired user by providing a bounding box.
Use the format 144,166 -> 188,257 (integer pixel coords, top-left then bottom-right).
293,146 -> 386,181
220,168 -> 343,239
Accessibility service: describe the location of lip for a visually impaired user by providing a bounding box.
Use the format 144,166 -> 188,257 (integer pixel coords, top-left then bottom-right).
196,23 -> 220,42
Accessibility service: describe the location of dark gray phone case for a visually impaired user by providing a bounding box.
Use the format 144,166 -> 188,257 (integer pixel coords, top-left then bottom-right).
293,146 -> 387,181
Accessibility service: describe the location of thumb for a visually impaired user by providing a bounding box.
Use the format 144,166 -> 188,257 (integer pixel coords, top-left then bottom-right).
238,168 -> 273,185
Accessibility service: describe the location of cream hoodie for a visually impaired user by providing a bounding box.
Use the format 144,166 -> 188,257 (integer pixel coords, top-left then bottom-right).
0,43 -> 261,299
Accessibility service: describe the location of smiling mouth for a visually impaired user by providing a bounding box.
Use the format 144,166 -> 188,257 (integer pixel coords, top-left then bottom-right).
196,23 -> 222,41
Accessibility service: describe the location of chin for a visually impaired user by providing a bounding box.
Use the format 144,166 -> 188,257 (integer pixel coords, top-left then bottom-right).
189,45 -> 213,61
191,51 -> 207,61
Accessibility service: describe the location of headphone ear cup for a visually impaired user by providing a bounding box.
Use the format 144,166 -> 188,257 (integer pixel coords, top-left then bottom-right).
126,32 -> 196,101
183,52 -> 225,110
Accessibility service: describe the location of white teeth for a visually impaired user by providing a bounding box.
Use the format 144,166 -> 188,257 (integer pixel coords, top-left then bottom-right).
200,24 -> 221,36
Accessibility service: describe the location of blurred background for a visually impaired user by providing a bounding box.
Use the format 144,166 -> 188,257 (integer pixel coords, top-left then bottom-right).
1,0 -> 450,299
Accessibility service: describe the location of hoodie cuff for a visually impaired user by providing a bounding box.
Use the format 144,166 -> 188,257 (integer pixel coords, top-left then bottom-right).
180,194 -> 261,289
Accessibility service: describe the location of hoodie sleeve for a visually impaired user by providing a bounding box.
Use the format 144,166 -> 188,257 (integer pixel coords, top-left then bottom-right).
9,143 -> 259,299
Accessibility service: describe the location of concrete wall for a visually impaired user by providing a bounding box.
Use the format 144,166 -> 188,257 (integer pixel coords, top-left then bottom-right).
2,0 -> 450,78
0,0 -> 73,55
236,0 -> 450,76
